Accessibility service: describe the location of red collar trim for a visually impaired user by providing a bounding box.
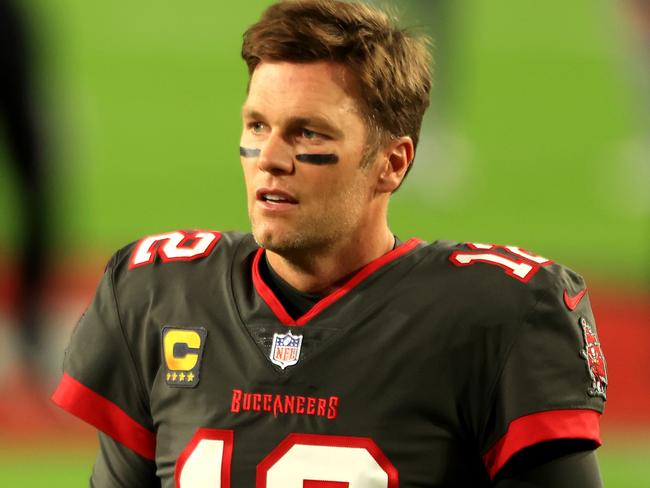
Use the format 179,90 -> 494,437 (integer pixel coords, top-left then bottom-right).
252,238 -> 422,326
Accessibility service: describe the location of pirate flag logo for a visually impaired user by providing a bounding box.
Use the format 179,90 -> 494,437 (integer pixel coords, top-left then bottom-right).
579,317 -> 608,399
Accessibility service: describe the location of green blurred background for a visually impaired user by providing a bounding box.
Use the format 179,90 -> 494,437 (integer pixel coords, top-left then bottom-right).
0,0 -> 648,486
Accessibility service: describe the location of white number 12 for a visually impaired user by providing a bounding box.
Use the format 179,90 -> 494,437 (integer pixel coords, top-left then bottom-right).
175,429 -> 398,488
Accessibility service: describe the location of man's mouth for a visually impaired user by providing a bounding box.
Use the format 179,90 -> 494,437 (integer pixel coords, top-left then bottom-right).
262,194 -> 294,203
256,188 -> 298,205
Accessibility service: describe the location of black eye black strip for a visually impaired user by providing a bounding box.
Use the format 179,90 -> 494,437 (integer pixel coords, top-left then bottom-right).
240,147 -> 339,165
296,153 -> 339,165
240,146 -> 261,158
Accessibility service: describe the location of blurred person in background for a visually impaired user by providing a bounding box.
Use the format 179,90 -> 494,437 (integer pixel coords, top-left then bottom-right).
0,0 -> 49,382
51,1 -> 607,486
626,0 -> 650,55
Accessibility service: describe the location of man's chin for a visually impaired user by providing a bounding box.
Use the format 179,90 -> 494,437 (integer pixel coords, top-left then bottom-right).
252,227 -> 298,253
252,226 -> 329,256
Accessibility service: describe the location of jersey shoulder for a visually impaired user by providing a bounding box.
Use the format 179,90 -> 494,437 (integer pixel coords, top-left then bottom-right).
415,239 -> 592,331
110,229 -> 248,270
421,239 -> 607,399
106,229 -> 253,296
426,239 -> 586,298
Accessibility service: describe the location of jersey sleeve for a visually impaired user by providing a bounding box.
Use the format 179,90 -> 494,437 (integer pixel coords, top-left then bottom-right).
494,447 -> 603,488
480,266 -> 607,479
51,253 -> 156,461
91,432 -> 160,488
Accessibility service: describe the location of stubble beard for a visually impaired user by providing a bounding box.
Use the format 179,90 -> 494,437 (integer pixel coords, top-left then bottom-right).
250,181 -> 368,260
249,148 -> 378,259
251,210 -> 345,258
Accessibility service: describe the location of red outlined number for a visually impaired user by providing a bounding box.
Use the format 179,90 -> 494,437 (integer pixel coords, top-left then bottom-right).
129,230 -> 221,269
175,429 -> 233,488
176,431 -> 398,487
449,242 -> 553,283
257,434 -> 398,488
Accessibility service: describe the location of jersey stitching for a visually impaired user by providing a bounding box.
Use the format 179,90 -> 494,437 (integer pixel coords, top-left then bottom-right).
109,248 -> 155,429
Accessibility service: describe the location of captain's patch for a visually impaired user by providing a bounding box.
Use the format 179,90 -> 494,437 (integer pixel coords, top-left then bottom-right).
162,326 -> 207,388
270,331 -> 303,370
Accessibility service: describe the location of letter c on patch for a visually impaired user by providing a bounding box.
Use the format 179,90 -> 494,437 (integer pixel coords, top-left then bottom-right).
164,329 -> 201,371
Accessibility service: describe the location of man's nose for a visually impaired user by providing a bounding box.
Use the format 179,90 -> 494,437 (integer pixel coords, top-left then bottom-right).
258,132 -> 294,174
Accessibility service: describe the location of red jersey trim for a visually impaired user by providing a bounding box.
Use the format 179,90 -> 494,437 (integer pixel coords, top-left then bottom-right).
51,372 -> 156,460
483,408 -> 601,479
252,238 -> 422,326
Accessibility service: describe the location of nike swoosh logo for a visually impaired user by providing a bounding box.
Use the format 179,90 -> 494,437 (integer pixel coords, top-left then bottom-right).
564,288 -> 587,311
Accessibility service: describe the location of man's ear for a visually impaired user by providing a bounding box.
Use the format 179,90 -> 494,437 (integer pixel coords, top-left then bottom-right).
375,136 -> 414,193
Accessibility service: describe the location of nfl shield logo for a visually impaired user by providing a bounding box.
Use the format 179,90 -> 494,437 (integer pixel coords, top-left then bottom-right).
270,331 -> 303,369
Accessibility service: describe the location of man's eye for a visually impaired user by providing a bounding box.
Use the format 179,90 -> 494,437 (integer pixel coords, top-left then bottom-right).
250,122 -> 266,134
301,128 -> 320,140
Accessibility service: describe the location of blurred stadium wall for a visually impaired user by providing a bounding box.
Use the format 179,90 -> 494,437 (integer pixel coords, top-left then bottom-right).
0,0 -> 648,486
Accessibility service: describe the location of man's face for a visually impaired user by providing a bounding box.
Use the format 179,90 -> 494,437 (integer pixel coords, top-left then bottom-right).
240,61 -> 381,255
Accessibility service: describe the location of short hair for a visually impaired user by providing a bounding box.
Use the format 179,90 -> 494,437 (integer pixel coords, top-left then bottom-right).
241,0 -> 432,170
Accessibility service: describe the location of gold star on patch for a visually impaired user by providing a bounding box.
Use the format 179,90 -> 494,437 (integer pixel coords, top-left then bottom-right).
179,372 -> 186,381
187,372 -> 195,382
172,372 -> 178,381
166,372 -> 171,381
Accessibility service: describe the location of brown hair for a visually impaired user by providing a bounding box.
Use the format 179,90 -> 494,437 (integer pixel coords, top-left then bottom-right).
241,0 -> 432,170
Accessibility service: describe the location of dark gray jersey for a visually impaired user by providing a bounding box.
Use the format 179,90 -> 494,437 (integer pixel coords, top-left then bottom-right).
52,230 -> 606,487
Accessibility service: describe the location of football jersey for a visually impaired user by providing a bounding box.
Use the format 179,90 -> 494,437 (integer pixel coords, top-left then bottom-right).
52,230 -> 607,487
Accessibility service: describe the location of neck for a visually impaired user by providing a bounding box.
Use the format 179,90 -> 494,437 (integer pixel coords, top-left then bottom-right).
266,227 -> 396,294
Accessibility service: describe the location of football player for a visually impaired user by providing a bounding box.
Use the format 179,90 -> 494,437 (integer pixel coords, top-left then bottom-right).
52,1 -> 607,486
1,0 -> 49,378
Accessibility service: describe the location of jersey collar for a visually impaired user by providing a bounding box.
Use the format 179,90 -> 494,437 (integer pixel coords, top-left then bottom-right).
252,238 -> 422,326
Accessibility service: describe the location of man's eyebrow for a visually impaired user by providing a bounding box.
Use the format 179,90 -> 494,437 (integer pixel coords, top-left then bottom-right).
241,108 -> 266,121
289,116 -> 344,138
